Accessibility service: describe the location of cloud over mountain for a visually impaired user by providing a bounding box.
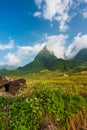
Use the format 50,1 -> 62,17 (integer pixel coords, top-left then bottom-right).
66,33 -> 87,59
3,42 -> 46,66
14,33 -> 87,65
46,34 -> 68,58
44,33 -> 87,60
0,33 -> 87,67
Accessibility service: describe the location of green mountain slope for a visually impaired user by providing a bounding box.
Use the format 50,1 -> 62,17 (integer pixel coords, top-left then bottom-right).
74,48 -> 87,61
18,47 -> 58,73
47,59 -> 87,72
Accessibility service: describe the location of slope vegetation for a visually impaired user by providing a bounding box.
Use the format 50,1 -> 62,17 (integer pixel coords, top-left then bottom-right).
74,48 -> 87,61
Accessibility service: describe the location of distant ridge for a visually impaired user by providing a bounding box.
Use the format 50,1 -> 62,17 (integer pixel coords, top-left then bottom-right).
74,48 -> 87,61
0,65 -> 17,70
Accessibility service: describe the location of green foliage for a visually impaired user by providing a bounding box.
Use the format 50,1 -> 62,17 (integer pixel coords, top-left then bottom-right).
46,59 -> 85,72
0,84 -> 87,130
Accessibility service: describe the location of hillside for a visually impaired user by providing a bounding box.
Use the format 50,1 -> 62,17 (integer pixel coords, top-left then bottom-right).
18,46 -> 58,73
74,48 -> 87,61
47,59 -> 87,72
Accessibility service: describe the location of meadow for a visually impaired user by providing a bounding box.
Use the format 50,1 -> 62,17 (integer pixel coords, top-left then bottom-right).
0,70 -> 87,130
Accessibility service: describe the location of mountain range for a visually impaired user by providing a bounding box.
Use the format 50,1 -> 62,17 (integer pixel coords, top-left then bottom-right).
0,47 -> 87,74
17,47 -> 87,73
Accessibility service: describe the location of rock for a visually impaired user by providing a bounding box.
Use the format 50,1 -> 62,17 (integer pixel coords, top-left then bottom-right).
7,78 -> 26,95
0,75 -> 26,96
39,120 -> 57,130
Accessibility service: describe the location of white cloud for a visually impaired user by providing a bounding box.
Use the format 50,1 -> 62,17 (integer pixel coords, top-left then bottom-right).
17,43 -> 46,56
46,34 -> 68,58
34,0 -> 87,32
59,22 -> 69,32
4,53 -> 20,66
33,11 -> 41,17
82,8 -> 87,19
34,0 -> 73,32
0,39 -> 14,50
0,42 -> 46,67
46,33 -> 87,59
1,33 -> 87,67
15,35 -> 68,65
35,0 -> 43,9
17,34 -> 69,61
66,33 -> 87,59
7,43 -> 46,66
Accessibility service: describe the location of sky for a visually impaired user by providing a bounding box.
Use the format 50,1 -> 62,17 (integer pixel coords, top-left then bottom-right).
0,0 -> 87,67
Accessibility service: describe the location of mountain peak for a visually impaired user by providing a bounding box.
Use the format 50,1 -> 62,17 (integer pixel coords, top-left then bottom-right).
18,47 -> 57,72
35,46 -> 56,60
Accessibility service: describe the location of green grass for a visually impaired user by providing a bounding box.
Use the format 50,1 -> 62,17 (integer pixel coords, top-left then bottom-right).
0,85 -> 87,130
0,71 -> 87,130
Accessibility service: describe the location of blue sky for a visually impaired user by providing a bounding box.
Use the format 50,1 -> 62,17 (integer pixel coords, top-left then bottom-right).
0,0 -> 87,67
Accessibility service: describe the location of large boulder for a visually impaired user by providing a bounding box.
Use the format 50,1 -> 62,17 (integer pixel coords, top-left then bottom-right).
0,75 -> 26,95
5,78 -> 26,95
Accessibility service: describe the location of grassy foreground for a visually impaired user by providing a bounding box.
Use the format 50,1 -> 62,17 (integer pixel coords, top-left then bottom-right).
0,71 -> 87,130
